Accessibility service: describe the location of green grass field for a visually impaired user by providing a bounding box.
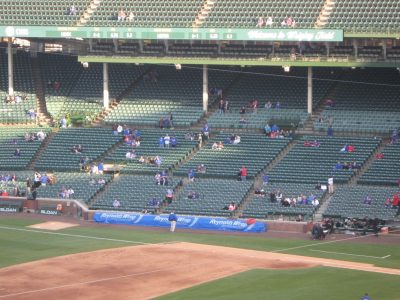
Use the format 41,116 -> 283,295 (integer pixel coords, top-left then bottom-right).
1,216 -> 399,299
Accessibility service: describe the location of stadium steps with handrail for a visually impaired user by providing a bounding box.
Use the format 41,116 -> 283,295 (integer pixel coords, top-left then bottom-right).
31,57 -> 53,125
313,193 -> 333,221
315,0 -> 336,28
236,138 -> 298,216
91,65 -> 153,125
86,172 -> 119,207
348,139 -> 386,185
77,0 -> 102,26
26,129 -> 57,170
192,0 -> 215,28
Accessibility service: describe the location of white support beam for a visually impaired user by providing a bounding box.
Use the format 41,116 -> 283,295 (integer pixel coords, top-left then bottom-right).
307,66 -> 313,115
7,39 -> 14,96
103,63 -> 109,109
202,64 -> 208,112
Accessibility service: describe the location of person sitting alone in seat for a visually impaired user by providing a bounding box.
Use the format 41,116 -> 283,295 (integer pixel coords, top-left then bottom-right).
113,199 -> 121,208
363,196 -> 372,205
165,188 -> 174,204
187,191 -> 200,200
197,164 -> 206,174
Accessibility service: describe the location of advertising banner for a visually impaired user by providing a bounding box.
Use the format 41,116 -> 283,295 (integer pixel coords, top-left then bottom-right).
93,212 -> 266,233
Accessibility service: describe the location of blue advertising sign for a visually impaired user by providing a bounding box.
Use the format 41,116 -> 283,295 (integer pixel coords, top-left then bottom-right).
93,212 -> 266,233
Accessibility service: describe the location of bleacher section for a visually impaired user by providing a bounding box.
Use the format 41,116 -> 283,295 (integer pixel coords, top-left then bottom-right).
268,136 -> 380,184
105,129 -> 198,174
327,0 -> 400,33
87,0 -> 203,27
242,183 -> 326,219
323,186 -> 399,220
314,68 -> 400,134
0,127 -> 50,170
39,54 -> 148,123
167,178 -> 252,217
35,172 -> 111,202
359,142 -> 400,186
0,51 -> 36,124
90,174 -> 180,213
104,65 -> 238,126
207,67 -> 338,129
176,133 -> 290,179
34,127 -> 122,171
202,0 -> 324,28
0,0 -> 88,26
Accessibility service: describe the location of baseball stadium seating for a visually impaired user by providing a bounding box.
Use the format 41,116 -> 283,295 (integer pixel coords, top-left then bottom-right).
323,186 -> 399,220
105,129 -> 198,174
176,133 -> 291,179
0,51 -> 36,124
167,178 -> 253,217
90,174 -> 180,213
242,183 -> 326,220
34,127 -> 122,171
0,127 -> 50,170
268,136 -> 381,184
314,68 -> 400,134
358,142 -> 400,186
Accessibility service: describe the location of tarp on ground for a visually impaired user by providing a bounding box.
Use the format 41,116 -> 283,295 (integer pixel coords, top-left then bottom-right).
93,212 -> 266,233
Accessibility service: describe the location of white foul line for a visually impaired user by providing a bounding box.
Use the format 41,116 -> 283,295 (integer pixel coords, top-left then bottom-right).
0,225 -> 156,245
309,249 -> 391,259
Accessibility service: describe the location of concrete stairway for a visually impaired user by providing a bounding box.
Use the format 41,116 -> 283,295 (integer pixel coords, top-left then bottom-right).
26,129 -> 57,170
77,0 -> 102,26
192,0 -> 214,28
31,57 -> 52,125
315,0 -> 336,28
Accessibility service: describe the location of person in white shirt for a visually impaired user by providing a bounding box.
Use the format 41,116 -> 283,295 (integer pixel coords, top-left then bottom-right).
164,134 -> 170,148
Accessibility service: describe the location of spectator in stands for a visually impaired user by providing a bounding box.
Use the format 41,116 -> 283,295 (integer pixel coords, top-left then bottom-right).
224,100 -> 230,113
188,169 -> 195,182
171,136 -> 177,148
304,140 -> 320,147
390,129 -> 399,144
328,176 -> 334,194
256,17 -> 265,28
240,106 -> 246,114
240,166 -> 247,181
165,188 -> 174,204
239,116 -> 248,124
159,136 -> 165,148
113,199 -> 121,208
160,170 -> 168,186
254,188 -> 266,197
128,11 -> 135,22
117,124 -> 123,134
27,108 -> 36,120
265,16 -> 273,27
363,196 -> 372,205
265,101 -> 272,110
187,191 -> 200,200
375,152 -> 384,159
262,174 -> 269,186
164,134 -> 170,148
202,123 -> 210,139
392,193 -> 399,208
269,191 -> 277,202
327,126 -> 334,136
60,116 -> 67,128
68,5 -> 77,16
334,161 -> 343,170
197,164 -> 206,174
40,173 -> 48,187
312,198 -> 320,207
218,99 -> 224,114
125,150 -> 136,159
117,9 -> 126,21
53,81 -> 61,91
37,130 -> 46,142
98,161 -> 104,174
286,17 -> 295,27
147,198 -> 160,208
11,148 -> 21,157
264,123 -> 271,136
154,156 -> 162,167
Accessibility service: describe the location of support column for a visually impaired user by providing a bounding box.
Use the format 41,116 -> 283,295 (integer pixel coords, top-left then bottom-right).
307,66 -> 313,115
103,63 -> 109,109
7,39 -> 14,96
382,39 -> 387,60
202,64 -> 208,112
353,39 -> 358,58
